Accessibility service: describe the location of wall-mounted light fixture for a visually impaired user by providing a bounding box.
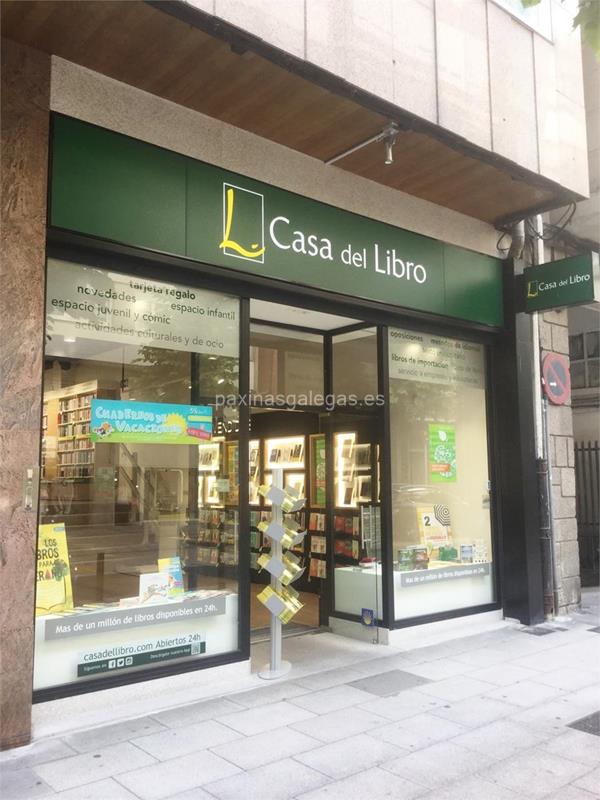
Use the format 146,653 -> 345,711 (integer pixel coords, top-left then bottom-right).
383,128 -> 397,165
324,123 -> 400,167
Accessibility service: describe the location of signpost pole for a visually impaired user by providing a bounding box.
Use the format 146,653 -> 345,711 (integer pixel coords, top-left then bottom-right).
269,468 -> 283,675
258,468 -> 291,680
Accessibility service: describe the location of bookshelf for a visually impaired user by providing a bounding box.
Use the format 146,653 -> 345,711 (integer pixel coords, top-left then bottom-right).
42,381 -> 98,481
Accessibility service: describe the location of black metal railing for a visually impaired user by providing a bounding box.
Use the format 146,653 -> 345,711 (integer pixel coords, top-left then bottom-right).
575,440 -> 600,585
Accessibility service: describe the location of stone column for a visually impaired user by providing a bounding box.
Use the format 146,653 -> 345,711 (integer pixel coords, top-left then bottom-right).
0,38 -> 50,750
538,309 -> 581,615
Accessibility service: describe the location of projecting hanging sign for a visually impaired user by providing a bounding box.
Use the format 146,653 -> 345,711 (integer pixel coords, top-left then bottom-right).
50,115 -> 504,327
524,253 -> 600,313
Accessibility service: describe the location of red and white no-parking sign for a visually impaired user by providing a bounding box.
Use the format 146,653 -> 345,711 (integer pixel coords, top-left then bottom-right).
542,352 -> 571,405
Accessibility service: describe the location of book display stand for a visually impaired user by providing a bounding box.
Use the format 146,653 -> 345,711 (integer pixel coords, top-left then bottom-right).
257,469 -> 306,680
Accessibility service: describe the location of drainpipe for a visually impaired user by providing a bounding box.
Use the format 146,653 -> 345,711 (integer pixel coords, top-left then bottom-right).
508,220 -> 525,259
529,214 -> 560,617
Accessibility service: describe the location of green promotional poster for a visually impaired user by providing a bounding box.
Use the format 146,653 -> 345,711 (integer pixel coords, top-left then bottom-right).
311,434 -> 327,507
90,400 -> 213,445
428,423 -> 456,483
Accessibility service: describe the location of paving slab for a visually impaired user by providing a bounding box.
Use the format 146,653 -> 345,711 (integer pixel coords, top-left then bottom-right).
452,718 -> 550,760
209,725 -> 320,770
65,716 -> 167,753
483,680 -> 565,708
295,765 -> 427,800
534,667 -> 600,691
34,741 -> 156,792
294,733 -> 402,780
418,773 -> 530,800
348,669 -> 431,696
228,681 -> 310,708
483,747 -> 591,798
216,701 -> 316,735
132,719 -> 242,760
203,756 -> 330,800
541,786 -> 600,800
0,738 -> 77,771
0,767 -> 53,800
429,695 -> 518,728
418,675 -> 495,702
294,667 -> 366,691
289,685 -> 374,713
465,663 -> 540,687
541,728 -> 600,765
356,688 -> 444,721
115,750 -> 241,800
368,712 -> 467,751
401,658 -> 474,681
52,777 -> 140,800
572,766 -> 600,795
290,706 -> 388,743
382,740 -> 494,788
151,697 -> 244,729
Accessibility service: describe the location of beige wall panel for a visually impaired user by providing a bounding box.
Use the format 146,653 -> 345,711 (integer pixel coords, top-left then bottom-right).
436,0 -> 492,149
487,2 -> 538,171
391,0 -> 437,122
534,34 -> 560,184
306,0 -> 394,103
551,0 -> 585,106
214,0 -> 305,59
557,91 -> 590,196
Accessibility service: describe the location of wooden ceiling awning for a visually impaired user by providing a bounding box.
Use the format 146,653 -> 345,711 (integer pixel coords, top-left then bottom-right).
1,0 -> 582,226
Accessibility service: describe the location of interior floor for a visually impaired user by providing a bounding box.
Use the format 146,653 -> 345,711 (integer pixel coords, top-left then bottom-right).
250,582 -> 320,636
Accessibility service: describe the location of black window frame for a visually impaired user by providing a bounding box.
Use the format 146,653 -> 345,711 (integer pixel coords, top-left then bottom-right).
34,227 -> 504,701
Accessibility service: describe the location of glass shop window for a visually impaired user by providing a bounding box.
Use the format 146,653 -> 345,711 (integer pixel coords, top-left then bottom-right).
332,327 -> 378,401
388,327 -> 495,620
34,258 -> 240,691
249,324 -> 324,401
569,332 -> 600,389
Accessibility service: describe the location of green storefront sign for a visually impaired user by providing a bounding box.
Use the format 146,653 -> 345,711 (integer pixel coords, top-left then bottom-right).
524,253 -> 600,312
50,115 -> 503,327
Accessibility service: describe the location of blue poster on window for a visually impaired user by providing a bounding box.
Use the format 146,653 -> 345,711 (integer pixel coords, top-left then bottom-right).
90,399 -> 212,444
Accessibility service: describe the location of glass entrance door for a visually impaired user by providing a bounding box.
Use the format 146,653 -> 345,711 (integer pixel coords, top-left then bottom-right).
247,310 -> 385,636
322,411 -> 383,624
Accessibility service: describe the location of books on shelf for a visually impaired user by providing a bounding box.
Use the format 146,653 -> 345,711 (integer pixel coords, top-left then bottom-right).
309,558 -> 327,579
309,512 -> 325,531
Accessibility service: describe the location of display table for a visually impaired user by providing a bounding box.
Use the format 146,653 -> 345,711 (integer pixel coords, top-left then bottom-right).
334,564 -> 383,617
334,562 -> 493,619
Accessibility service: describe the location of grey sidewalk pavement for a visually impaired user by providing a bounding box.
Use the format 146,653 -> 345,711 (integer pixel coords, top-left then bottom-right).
2,590 -> 599,800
